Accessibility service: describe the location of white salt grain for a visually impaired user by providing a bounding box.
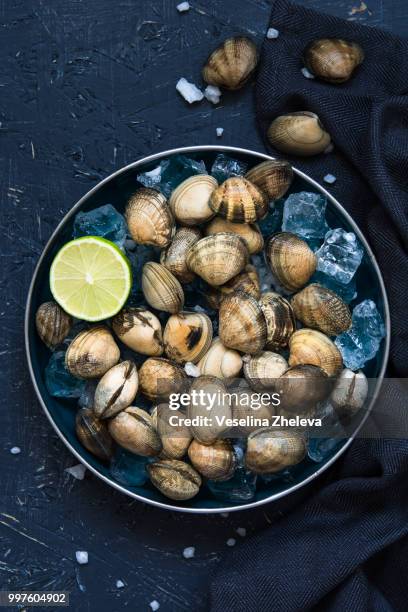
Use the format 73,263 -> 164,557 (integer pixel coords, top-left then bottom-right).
266,28 -> 279,39
10,447 -> 21,455
177,1 -> 190,12
183,546 -> 195,559
65,464 -> 86,480
301,67 -> 315,79
324,174 -> 337,184
216,127 -> 224,138
116,580 -> 125,589
204,85 -> 222,104
184,362 -> 200,377
324,143 -> 334,154
236,527 -> 247,537
226,538 -> 236,547
221,512 -> 229,518
75,551 -> 88,565
149,601 -> 160,611
176,78 -> 204,104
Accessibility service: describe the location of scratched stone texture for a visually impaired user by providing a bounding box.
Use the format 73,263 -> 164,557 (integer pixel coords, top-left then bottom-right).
0,0 -> 403,610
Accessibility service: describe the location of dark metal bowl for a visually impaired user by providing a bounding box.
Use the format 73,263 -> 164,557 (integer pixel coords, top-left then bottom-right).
25,146 -> 390,513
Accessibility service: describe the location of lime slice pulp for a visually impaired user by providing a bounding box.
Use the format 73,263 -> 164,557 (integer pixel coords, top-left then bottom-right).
49,236 -> 132,321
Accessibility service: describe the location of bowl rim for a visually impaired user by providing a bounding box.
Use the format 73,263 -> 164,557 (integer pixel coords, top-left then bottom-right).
24,145 -> 391,514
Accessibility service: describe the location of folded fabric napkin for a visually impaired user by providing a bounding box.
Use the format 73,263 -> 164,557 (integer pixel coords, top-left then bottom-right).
210,1 -> 408,609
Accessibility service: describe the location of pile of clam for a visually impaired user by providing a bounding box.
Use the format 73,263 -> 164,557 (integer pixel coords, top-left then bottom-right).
37,159 -> 368,503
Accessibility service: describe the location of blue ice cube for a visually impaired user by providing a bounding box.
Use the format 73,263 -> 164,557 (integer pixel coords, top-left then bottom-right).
282,192 -> 329,240
137,155 -> 207,198
307,437 -> 345,463
258,199 -> 284,237
207,465 -> 257,503
78,380 -> 98,409
45,351 -> 86,399
110,448 -> 149,487
126,243 -> 160,304
210,153 -> 248,183
335,299 -> 385,370
309,271 -> 357,304
316,228 -> 364,284
73,204 -> 127,249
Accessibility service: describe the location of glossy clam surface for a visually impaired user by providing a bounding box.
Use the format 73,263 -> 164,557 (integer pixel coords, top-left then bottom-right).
26,146 -> 389,513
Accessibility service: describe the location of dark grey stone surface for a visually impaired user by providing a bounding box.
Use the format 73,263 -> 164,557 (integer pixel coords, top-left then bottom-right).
0,1 -> 403,610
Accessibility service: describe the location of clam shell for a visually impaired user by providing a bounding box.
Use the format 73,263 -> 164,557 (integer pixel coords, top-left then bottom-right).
330,368 -> 368,417
219,291 -> 267,354
94,360 -> 139,419
126,188 -> 175,247
160,227 -> 201,283
291,283 -> 352,336
205,217 -> 264,254
164,312 -> 213,364
289,328 -> 343,377
36,301 -> 72,348
186,233 -> 248,286
188,439 -> 235,481
138,357 -> 188,402
230,383 -> 275,434
65,326 -> 120,379
147,459 -> 202,500
245,160 -> 293,200
108,407 -> 162,456
153,404 -> 192,460
277,364 -> 331,412
243,351 -> 288,391
207,264 -> 261,309
198,337 -> 242,379
259,291 -> 296,350
112,308 -> 163,356
202,36 -> 258,90
209,177 -> 268,223
304,38 -> 364,83
142,262 -> 184,313
169,175 -> 217,225
188,376 -> 231,445
265,232 -> 317,292
245,428 -> 307,474
76,408 -> 113,462
267,112 -> 331,156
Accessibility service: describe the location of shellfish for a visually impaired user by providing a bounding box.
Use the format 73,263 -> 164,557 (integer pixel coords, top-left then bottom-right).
289,328 -> 343,377
93,360 -> 139,419
245,428 -> 307,474
259,291 -> 296,350
245,159 -> 293,200
205,217 -> 264,254
291,283 -> 352,336
304,38 -> 364,83
76,408 -> 113,462
188,376 -> 231,445
112,307 -> 164,356
163,311 -> 213,364
169,175 -> 217,226
152,404 -> 192,460
147,459 -> 202,500
330,368 -> 368,417
188,439 -> 235,481
36,301 -> 72,348
186,233 -> 248,286
138,357 -> 187,402
243,351 -> 288,391
65,326 -> 120,379
277,364 -> 331,412
125,188 -> 175,247
160,227 -> 201,283
202,36 -> 258,90
267,112 -> 331,156
108,407 -> 162,456
206,264 -> 261,309
197,337 -> 243,379
219,291 -> 267,354
265,232 -> 317,292
142,262 -> 184,313
209,177 -> 268,223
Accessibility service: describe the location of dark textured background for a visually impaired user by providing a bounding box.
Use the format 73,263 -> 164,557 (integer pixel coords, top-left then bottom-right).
0,1 -> 404,610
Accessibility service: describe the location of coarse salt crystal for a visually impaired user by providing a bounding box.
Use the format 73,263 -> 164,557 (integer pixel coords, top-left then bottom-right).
65,464 -> 86,480
266,28 -> 279,39
204,85 -> 222,104
184,362 -> 200,377
10,447 -> 21,455
75,551 -> 88,565
116,580 -> 125,589
177,1 -> 190,12
183,546 -> 195,559
149,601 -> 160,611
324,174 -> 337,184
221,512 -> 229,518
226,538 -> 236,547
216,127 -> 224,138
176,78 -> 204,104
301,67 -> 315,79
236,527 -> 246,537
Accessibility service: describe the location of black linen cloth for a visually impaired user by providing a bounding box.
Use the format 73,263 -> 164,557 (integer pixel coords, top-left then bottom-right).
210,1 -> 408,610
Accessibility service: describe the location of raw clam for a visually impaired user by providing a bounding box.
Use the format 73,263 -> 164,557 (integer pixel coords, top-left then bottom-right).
169,175 -> 217,225
160,227 -> 201,283
188,439 -> 235,480
138,357 -> 187,402
126,188 -> 175,247
230,383 -> 275,434
219,291 -> 267,354
197,337 -> 243,379
142,262 -> 184,313
188,376 -> 231,445
94,360 -> 138,419
65,326 -> 120,379
205,217 -> 264,254
108,407 -> 162,456
259,291 -> 296,350
277,364 -> 331,412
35,301 -> 72,348
202,36 -> 258,90
245,428 -> 307,473
330,368 -> 368,417
267,112 -> 331,156
152,404 -> 192,459
147,459 -> 202,500
304,38 -> 364,83
209,177 -> 268,223
289,328 -> 343,377
186,233 -> 248,286
112,307 -> 163,356
206,264 -> 261,309
76,408 -> 113,461
163,312 -> 213,364
243,351 -> 288,391
245,159 -> 293,200
291,283 -> 352,336
265,232 -> 317,292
